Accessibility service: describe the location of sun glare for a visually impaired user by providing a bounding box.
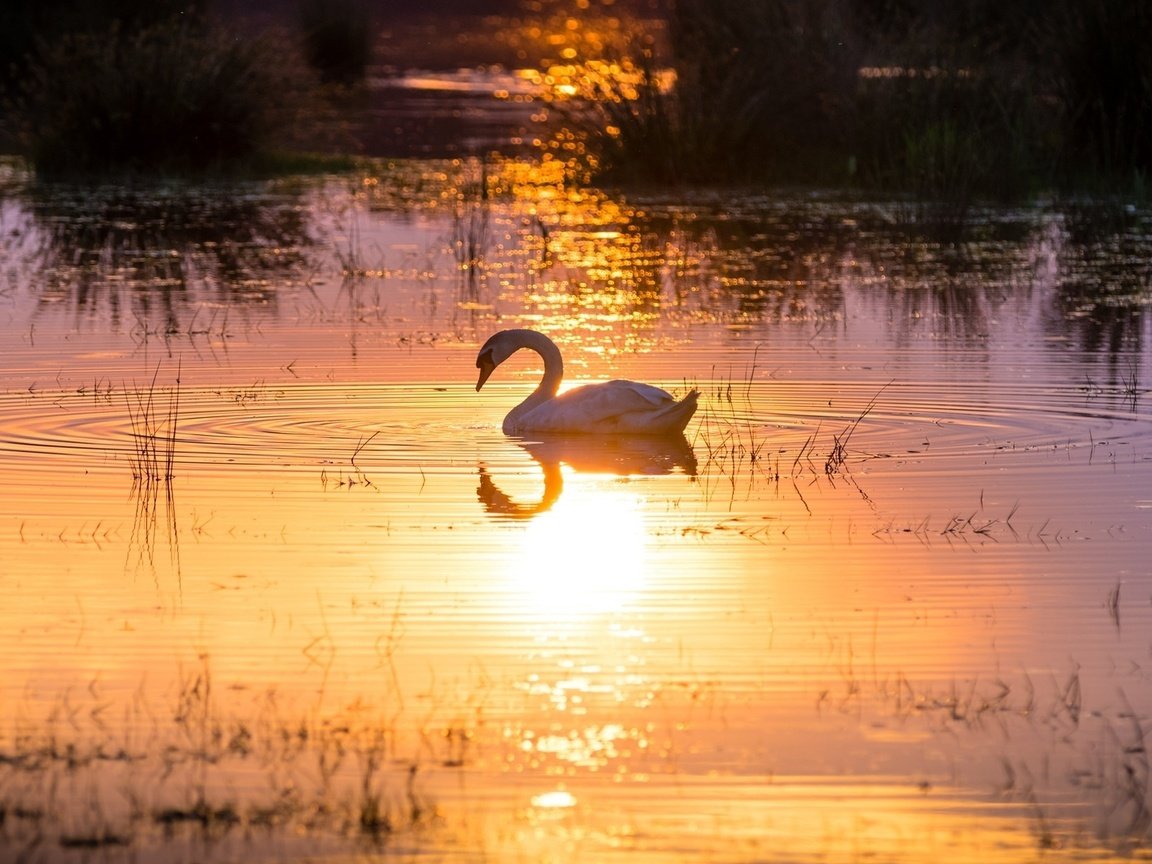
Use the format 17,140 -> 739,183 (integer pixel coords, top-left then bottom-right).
509,479 -> 649,620
530,789 -> 577,809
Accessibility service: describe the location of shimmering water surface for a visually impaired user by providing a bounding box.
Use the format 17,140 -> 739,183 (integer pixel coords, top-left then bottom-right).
1,158 -> 1151,862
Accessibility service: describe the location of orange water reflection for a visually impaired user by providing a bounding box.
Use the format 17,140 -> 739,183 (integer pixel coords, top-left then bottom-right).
1,156 -> 1151,860
509,481 -> 649,618
0,376 -> 1144,861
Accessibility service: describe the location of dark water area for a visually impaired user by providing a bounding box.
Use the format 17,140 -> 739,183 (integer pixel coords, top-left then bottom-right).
1,155 -> 1151,861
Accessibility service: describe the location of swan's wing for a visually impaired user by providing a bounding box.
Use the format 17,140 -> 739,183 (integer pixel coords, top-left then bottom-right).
553,380 -> 677,417
602,380 -> 678,407
518,380 -> 683,432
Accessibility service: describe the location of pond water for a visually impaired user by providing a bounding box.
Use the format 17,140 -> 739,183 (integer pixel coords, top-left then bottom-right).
1,156 -> 1151,862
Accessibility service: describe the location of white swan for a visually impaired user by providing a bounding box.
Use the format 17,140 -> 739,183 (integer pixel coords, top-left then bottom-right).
475,329 -> 699,435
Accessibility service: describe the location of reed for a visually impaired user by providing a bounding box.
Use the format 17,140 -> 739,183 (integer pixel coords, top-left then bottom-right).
125,370 -> 176,491
566,0 -> 1148,196
691,363 -> 777,505
824,384 -> 886,475
125,362 -> 180,576
566,0 -> 854,186
1106,582 -> 1121,629
1044,0 -> 1152,189
0,644 -> 431,855
1,637 -> 1147,856
451,158 -> 492,301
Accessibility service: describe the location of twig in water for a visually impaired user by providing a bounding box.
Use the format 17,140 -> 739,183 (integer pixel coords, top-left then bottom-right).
1106,582 -> 1121,630
825,382 -> 890,474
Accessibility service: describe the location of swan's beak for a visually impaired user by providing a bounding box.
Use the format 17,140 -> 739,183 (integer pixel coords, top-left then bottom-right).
476,356 -> 496,391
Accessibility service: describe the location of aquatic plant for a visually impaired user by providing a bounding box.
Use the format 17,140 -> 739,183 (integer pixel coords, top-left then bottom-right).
691,361 -> 775,503
0,652 -> 432,857
451,157 -> 492,301
126,363 -> 180,576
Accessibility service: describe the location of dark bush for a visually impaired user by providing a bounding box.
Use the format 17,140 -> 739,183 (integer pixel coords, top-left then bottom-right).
569,0 -> 1149,197
849,49 -> 1051,206
0,0 -> 200,91
10,17 -> 313,176
570,0 -> 857,186
1045,0 -> 1152,185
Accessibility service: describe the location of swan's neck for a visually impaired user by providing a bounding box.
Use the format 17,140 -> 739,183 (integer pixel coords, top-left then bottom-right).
504,330 -> 563,431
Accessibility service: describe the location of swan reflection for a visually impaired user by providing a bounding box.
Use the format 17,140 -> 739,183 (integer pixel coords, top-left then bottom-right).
477,433 -> 697,520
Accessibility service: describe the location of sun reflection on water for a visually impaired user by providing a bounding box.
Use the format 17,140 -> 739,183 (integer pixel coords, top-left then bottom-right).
498,475 -> 666,780
531,788 -> 577,809
509,475 -> 648,620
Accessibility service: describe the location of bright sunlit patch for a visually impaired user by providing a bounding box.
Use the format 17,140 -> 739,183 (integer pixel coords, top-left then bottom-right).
531,789 -> 577,809
510,480 -> 648,619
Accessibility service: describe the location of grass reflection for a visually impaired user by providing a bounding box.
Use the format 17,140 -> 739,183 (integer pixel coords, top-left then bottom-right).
12,180 -> 312,334
7,155 -> 1140,361
0,144 -> 1151,863
336,154 -> 1149,378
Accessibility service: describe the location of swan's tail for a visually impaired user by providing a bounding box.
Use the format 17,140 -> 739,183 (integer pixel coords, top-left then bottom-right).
655,389 -> 699,435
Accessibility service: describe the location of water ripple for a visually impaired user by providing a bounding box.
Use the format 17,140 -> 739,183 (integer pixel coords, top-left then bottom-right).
1,378 -> 1147,481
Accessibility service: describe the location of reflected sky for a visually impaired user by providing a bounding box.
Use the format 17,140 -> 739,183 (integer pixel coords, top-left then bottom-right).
0,156 -> 1150,860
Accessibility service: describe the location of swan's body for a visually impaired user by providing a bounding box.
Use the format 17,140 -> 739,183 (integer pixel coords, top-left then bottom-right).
475,329 -> 699,436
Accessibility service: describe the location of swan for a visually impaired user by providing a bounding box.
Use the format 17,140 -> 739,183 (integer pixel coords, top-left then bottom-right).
474,329 -> 699,435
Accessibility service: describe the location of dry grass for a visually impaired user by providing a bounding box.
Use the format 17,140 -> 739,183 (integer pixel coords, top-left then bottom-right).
0,650 -> 437,856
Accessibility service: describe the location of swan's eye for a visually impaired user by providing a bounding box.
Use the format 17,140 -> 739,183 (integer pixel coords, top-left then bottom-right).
477,349 -> 493,369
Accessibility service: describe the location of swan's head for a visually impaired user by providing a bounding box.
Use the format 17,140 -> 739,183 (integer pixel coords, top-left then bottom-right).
476,329 -> 557,391
476,351 -> 496,391
475,330 -> 514,391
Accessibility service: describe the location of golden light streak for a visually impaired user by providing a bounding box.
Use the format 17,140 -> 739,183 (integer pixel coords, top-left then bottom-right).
509,480 -> 648,620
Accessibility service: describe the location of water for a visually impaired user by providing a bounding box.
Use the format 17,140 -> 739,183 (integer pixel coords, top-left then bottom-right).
1,157 -> 1151,861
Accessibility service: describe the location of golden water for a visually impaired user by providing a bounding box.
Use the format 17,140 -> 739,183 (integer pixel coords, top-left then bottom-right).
1,160 -> 1151,861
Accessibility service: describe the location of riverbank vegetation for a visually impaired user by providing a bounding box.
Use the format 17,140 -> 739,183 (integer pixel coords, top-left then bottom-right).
0,0 -> 364,176
568,0 -> 1150,201
0,0 -> 1148,199
8,18 -> 317,176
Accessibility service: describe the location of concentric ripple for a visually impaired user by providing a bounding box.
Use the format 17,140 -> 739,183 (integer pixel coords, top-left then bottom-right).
2,377 -> 1148,485
711,378 -> 1152,470
0,383 -> 492,478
